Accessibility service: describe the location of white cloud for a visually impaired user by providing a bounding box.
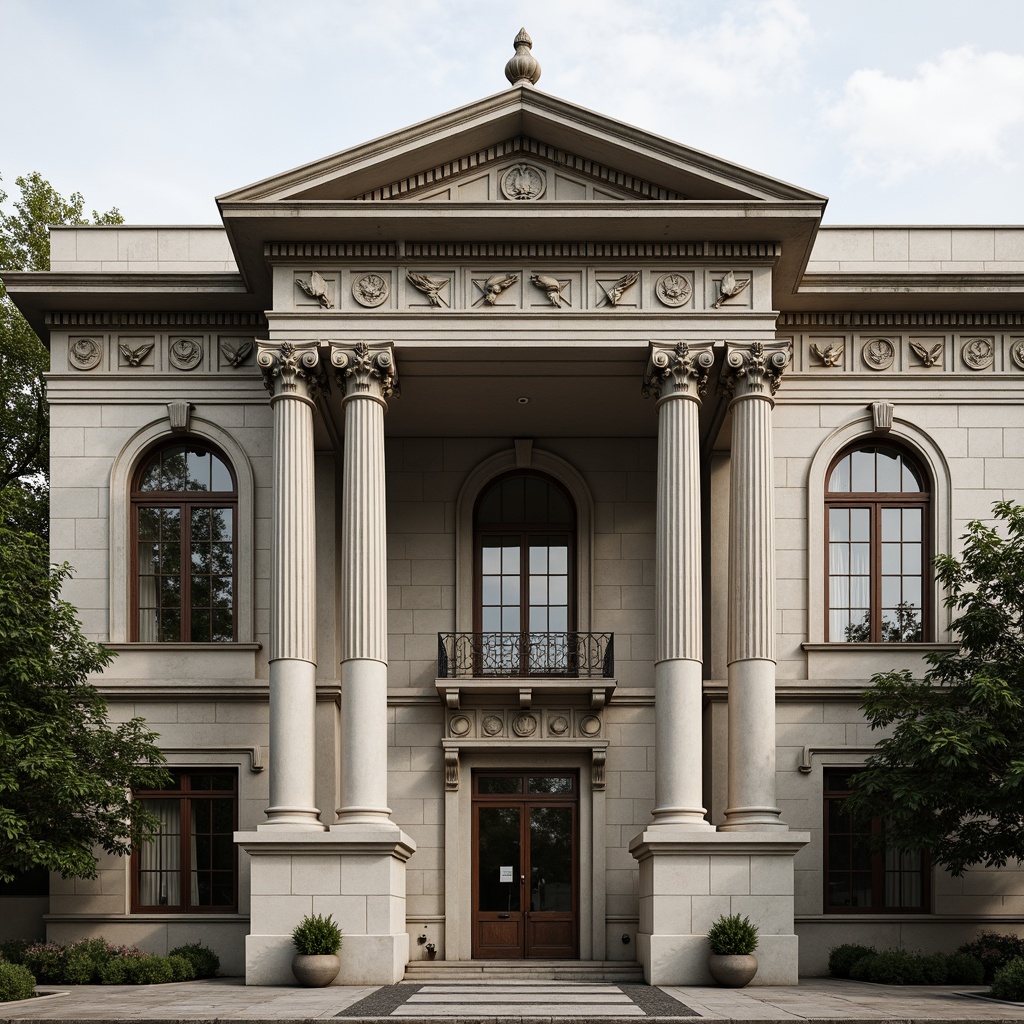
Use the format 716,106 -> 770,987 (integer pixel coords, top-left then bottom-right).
824,46 -> 1024,184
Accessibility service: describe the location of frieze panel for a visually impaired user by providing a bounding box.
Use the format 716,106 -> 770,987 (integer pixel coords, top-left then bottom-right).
279,264 -> 772,312
790,331 -> 1024,375
445,707 -> 603,740
56,331 -> 261,375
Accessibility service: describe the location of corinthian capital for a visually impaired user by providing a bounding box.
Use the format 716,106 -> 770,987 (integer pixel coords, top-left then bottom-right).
643,341 -> 715,401
721,341 -> 791,398
331,341 -> 399,401
257,341 -> 327,401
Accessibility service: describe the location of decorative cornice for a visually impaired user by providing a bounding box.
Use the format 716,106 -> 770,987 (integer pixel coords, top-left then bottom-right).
266,242 -> 397,259
256,341 -> 327,400
46,311 -> 267,327
330,341 -> 398,401
721,340 -> 791,398
778,311 -> 1024,327
643,341 -> 715,400
354,136 -> 685,203
401,240 -> 780,259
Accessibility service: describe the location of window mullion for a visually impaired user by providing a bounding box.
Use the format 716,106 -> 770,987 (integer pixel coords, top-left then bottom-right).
182,501 -> 192,642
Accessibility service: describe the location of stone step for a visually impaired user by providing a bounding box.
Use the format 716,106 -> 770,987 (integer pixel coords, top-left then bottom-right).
403,960 -> 645,982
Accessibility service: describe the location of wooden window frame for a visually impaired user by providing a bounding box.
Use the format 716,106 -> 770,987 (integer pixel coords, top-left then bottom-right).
130,440 -> 238,643
824,445 -> 931,643
131,769 -> 238,914
822,768 -> 930,914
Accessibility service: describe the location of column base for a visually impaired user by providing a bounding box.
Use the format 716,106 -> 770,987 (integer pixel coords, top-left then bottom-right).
235,826 -> 416,986
720,805 -> 789,831
628,828 -> 809,986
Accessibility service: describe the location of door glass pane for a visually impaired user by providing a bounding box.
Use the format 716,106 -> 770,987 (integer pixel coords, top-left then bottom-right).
528,776 -> 574,794
478,776 -> 523,794
529,806 -> 573,912
477,807 -> 521,912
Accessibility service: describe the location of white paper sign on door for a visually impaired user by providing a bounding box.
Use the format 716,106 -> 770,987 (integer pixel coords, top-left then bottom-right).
499,865 -> 514,883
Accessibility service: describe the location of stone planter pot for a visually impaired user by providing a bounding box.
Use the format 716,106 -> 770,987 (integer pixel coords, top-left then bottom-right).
708,953 -> 758,988
292,953 -> 340,987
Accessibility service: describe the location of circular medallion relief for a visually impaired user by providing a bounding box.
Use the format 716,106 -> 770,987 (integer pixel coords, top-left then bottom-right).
482,714 -> 504,737
548,714 -> 569,736
499,163 -> 546,201
862,338 -> 895,371
1012,339 -> 1024,371
352,273 -> 390,308
169,337 -> 203,371
962,337 -> 994,370
449,715 -> 472,737
578,714 -> 601,737
655,273 -> 693,308
512,713 -> 538,737
68,337 -> 101,370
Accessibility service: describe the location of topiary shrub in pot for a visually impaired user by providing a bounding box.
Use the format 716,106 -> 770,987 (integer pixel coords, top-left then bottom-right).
291,913 -> 342,987
706,913 -> 759,987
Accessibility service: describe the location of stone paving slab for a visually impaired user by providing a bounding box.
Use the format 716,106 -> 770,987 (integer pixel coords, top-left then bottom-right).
2,977 -> 1024,1023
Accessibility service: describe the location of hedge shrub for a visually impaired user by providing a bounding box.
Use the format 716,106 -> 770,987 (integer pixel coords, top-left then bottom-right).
990,957 -> 1024,1002
168,943 -> 219,979
0,962 -> 35,1003
956,932 -> 1024,985
833,946 -> 985,985
829,944 -> 876,979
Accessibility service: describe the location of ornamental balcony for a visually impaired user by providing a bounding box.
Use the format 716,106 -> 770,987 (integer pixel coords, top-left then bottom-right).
435,631 -> 615,710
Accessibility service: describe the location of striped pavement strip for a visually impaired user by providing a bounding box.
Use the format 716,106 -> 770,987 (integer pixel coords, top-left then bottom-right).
391,981 -> 644,1017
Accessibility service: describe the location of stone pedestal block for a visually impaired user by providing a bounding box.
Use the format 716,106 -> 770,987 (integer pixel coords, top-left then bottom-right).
236,827 -> 416,986
628,828 -> 808,986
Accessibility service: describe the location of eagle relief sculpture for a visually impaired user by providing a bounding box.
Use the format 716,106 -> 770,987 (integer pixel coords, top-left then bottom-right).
476,272 -> 519,306
295,270 -> 334,309
407,272 -> 449,307
530,274 -> 569,307
500,163 -> 546,201
909,339 -> 943,367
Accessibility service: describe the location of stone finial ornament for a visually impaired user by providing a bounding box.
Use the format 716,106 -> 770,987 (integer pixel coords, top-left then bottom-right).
504,28 -> 541,86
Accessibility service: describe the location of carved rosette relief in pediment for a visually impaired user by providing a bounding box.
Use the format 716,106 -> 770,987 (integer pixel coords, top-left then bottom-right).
1011,340 -> 1024,371
446,707 -> 603,741
962,337 -> 994,370
500,163 -> 547,201
169,337 -> 203,371
655,273 -> 693,308
351,272 -> 390,308
68,337 -> 102,370
862,338 -> 896,371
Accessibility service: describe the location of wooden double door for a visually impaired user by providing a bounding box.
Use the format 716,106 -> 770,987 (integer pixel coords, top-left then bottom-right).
472,770 -> 579,959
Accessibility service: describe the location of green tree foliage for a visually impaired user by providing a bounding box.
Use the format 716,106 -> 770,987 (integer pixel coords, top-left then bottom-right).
0,172 -> 122,538
846,501 -> 1024,876
0,501 -> 168,881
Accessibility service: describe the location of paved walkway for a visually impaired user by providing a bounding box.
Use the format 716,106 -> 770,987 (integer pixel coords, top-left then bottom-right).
1,976 -> 1023,1022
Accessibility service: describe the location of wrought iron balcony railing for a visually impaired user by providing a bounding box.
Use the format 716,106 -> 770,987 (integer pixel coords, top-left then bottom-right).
437,631 -> 614,680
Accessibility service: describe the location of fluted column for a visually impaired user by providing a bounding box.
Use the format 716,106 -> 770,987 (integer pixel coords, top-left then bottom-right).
330,342 -> 398,827
256,341 -> 326,830
720,341 -> 790,831
643,342 -> 715,828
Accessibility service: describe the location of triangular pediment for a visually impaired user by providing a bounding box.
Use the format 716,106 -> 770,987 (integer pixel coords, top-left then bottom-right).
218,86 -> 825,208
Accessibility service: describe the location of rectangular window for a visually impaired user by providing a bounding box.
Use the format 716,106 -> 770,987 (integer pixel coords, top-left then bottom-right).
132,770 -> 237,913
823,769 -> 929,913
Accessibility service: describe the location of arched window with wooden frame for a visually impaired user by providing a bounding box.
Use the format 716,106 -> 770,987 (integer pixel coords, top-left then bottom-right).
473,471 -> 576,675
131,441 -> 237,643
825,443 -> 931,643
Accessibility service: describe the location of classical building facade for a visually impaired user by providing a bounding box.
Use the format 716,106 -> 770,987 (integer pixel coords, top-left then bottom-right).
6,33 -> 1024,985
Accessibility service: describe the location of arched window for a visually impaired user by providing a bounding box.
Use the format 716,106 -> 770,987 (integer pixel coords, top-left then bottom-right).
131,441 -> 237,642
825,444 -> 930,643
474,472 -> 576,674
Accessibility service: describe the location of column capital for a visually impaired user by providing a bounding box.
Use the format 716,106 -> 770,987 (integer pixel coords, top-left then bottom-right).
331,341 -> 399,404
643,341 -> 714,401
257,341 -> 328,402
721,341 -> 791,399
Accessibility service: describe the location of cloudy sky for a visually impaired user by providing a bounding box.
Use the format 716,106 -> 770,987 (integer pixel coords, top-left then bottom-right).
4,0 -> 1024,226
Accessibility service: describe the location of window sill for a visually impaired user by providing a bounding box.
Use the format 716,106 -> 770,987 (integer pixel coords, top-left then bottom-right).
801,642 -> 957,652
106,642 -> 262,651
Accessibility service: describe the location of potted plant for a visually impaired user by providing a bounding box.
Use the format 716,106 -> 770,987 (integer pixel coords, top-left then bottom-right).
291,913 -> 342,987
706,913 -> 759,987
